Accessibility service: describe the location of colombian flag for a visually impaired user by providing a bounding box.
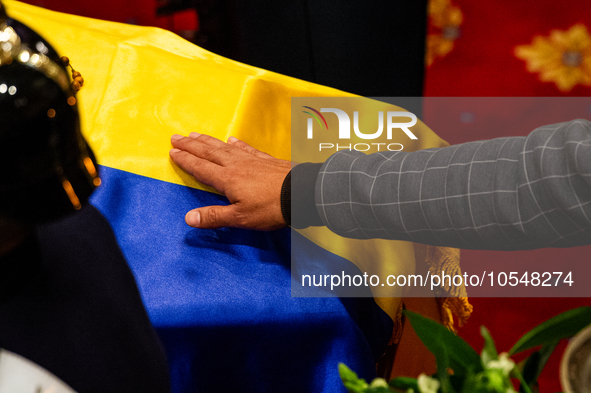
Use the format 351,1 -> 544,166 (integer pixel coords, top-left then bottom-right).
8,1 -> 469,391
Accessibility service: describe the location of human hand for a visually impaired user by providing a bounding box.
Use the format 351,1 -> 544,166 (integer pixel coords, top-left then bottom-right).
169,133 -> 291,230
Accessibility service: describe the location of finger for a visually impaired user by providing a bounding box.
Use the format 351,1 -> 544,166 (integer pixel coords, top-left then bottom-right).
185,205 -> 239,229
169,148 -> 227,192
171,136 -> 235,166
227,136 -> 275,159
172,133 -> 233,157
186,132 -> 228,149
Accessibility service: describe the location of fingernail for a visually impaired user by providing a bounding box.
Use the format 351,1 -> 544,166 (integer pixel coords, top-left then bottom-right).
186,210 -> 201,227
171,134 -> 183,141
170,148 -> 181,154
189,132 -> 201,139
228,136 -> 238,143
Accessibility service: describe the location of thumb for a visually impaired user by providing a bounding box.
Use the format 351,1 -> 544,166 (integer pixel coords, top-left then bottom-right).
185,205 -> 238,229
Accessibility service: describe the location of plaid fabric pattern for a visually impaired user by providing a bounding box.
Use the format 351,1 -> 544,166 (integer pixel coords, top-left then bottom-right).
316,119 -> 591,250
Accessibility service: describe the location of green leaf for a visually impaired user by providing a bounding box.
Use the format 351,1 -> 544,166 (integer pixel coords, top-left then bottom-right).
520,340 -> 559,389
339,363 -> 369,393
404,310 -> 483,377
510,307 -> 591,355
480,326 -> 498,367
435,348 -> 456,393
512,365 -> 532,393
458,370 -> 477,393
389,376 -> 418,391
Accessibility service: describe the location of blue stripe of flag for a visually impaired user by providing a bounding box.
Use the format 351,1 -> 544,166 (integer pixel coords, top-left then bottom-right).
90,165 -> 392,392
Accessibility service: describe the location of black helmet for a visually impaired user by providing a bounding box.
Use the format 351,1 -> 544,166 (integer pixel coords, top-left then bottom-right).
0,1 -> 100,224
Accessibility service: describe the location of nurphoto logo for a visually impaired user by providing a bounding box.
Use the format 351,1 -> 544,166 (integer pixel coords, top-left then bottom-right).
302,105 -> 418,152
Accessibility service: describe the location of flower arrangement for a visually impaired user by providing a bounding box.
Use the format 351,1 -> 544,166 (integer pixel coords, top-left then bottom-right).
340,307 -> 591,393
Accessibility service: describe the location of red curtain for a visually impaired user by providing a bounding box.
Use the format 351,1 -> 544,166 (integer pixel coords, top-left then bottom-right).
424,1 -> 591,391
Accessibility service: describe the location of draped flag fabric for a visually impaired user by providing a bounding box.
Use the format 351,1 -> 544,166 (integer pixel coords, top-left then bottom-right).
7,1 -> 469,391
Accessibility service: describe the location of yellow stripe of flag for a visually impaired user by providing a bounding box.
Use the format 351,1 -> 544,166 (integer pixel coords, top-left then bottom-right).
7,0 -> 453,320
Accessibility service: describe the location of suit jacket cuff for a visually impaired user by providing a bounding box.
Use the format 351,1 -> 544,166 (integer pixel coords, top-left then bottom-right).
281,163 -> 323,228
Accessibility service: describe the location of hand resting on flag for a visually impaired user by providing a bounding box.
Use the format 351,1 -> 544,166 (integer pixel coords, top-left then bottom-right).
170,132 -> 290,230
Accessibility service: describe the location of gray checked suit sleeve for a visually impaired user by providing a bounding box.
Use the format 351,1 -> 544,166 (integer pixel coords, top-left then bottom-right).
305,119 -> 591,250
